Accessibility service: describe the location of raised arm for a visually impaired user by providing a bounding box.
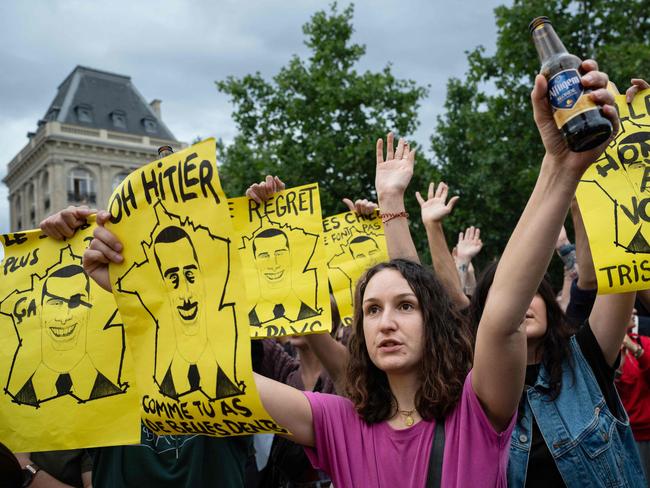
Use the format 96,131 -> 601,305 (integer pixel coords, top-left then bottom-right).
253,373 -> 315,445
589,287 -> 637,369
472,61 -> 618,430
554,225 -> 577,311
375,133 -> 420,262
455,226 -> 483,298
571,198 -> 597,290
415,182 -> 468,309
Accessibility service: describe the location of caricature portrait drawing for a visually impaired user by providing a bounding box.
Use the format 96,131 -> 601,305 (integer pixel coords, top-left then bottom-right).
348,235 -> 382,274
152,225 -> 243,401
9,264 -> 123,407
248,228 -> 318,327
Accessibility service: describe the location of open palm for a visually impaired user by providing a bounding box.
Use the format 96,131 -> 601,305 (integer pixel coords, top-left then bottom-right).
416,182 -> 459,225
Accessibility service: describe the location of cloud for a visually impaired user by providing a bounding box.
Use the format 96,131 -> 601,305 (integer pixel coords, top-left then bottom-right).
0,0 -> 504,232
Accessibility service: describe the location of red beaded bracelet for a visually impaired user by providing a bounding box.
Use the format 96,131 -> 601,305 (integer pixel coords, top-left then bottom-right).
381,211 -> 409,224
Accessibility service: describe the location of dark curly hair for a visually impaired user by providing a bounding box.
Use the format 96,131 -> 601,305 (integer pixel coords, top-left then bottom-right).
345,259 -> 474,423
469,261 -> 576,399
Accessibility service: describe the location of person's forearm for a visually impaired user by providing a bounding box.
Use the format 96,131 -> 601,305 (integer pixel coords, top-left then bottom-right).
472,155 -> 580,432
558,270 -> 573,311
303,333 -> 348,393
464,264 -> 477,296
14,457 -> 80,488
253,373 -> 315,446
590,291 -> 637,366
378,191 -> 419,262
571,198 -> 597,289
424,221 -> 469,309
487,155 -> 579,334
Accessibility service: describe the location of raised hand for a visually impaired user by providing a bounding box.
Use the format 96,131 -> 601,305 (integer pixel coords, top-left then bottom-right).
83,211 -> 123,292
415,182 -> 459,225
342,198 -> 378,216
456,226 -> 483,264
40,205 -> 97,240
375,132 -> 416,198
246,175 -> 286,203
532,60 -> 618,175
625,78 -> 650,104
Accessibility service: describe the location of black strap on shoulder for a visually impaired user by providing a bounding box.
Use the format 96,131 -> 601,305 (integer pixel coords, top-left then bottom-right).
426,418 -> 445,488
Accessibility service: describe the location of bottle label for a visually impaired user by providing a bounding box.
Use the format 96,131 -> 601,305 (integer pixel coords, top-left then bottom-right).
548,69 -> 598,128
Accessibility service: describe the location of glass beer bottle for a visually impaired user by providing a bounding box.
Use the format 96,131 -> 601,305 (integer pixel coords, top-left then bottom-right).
529,16 -> 612,152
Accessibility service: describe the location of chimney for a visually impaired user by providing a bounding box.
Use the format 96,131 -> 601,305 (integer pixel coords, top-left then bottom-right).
150,99 -> 162,119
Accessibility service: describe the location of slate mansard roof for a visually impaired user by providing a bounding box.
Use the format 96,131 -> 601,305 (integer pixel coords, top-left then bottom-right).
41,65 -> 177,141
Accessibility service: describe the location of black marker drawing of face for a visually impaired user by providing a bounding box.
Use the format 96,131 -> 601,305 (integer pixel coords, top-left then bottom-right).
617,131 -> 650,198
40,265 -> 92,352
253,229 -> 291,290
348,236 -> 381,271
154,226 -> 205,336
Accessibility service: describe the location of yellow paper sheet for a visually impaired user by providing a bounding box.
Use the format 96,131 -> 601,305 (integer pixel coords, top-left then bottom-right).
323,210 -> 388,326
576,89 -> 650,293
0,223 -> 140,451
107,138 -> 286,436
228,184 -> 331,338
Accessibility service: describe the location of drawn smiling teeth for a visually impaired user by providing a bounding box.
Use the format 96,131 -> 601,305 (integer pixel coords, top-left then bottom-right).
264,270 -> 284,281
49,324 -> 77,339
177,301 -> 198,321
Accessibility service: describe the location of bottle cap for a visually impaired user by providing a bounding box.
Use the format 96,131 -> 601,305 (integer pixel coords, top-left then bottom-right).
157,145 -> 174,157
529,16 -> 550,34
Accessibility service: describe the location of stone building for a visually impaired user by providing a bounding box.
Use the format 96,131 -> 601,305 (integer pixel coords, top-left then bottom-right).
3,66 -> 185,231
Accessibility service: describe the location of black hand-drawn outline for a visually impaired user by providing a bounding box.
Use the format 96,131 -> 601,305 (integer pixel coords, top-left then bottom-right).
115,201 -> 244,402
348,236 -> 382,269
1,246 -> 127,408
242,219 -> 322,327
581,114 -> 650,253
327,229 -> 385,306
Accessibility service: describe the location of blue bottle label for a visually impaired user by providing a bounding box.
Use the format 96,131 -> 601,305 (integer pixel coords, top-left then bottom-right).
548,69 -> 584,110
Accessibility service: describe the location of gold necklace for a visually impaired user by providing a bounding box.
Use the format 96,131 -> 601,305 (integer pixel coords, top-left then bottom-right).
398,408 -> 416,426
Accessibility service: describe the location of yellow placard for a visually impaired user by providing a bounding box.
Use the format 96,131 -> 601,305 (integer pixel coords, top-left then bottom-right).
323,211 -> 388,326
228,184 -> 331,338
0,224 -> 140,451
576,89 -> 650,293
107,138 -> 286,437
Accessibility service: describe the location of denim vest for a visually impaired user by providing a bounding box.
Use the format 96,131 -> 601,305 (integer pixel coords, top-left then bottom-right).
508,336 -> 646,487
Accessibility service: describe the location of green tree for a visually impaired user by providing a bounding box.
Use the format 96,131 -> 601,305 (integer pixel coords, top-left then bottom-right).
432,0 -> 650,277
217,3 -> 434,253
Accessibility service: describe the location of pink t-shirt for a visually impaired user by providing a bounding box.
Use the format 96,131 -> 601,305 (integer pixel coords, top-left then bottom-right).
304,371 -> 515,488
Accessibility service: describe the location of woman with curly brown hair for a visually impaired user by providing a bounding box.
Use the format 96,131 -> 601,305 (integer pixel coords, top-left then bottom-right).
83,62 -> 617,487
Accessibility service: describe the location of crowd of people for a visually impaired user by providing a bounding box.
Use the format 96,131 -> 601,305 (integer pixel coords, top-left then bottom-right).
2,64 -> 650,488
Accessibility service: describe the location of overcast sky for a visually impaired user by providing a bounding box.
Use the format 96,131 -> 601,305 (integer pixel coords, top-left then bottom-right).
0,0 -> 508,246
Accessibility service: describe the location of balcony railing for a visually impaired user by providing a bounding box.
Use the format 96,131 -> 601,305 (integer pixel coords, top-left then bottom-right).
67,191 -> 97,205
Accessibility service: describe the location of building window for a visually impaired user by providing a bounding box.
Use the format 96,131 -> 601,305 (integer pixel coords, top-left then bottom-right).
142,117 -> 157,133
75,104 -> 93,123
15,194 -> 22,230
112,171 -> 131,191
68,168 -> 96,204
42,171 -> 50,212
47,106 -> 60,120
28,184 -> 35,224
111,110 -> 127,129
